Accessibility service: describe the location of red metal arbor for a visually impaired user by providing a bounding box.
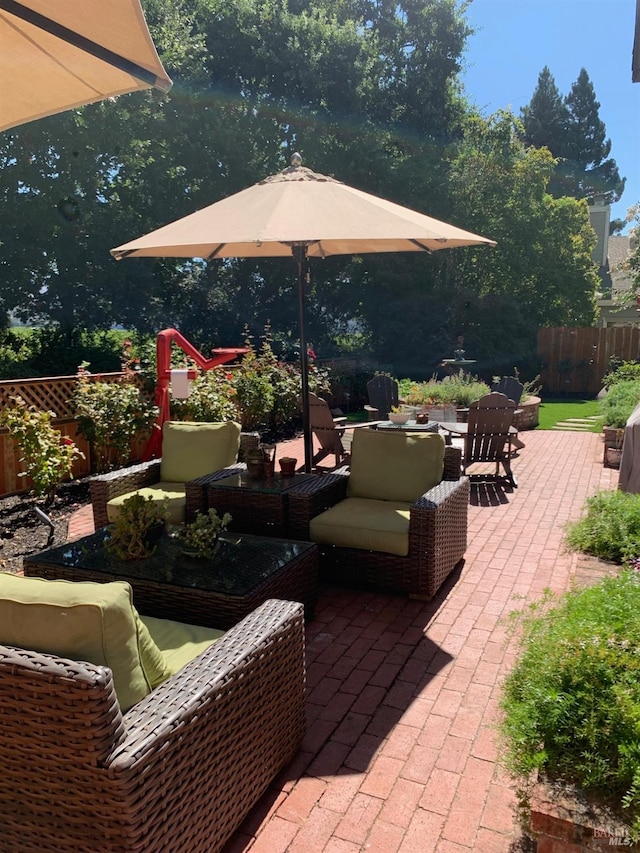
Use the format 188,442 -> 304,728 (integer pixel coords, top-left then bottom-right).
142,328 -> 247,460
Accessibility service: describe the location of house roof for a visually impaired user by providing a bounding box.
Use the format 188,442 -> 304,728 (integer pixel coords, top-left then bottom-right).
608,235 -> 632,271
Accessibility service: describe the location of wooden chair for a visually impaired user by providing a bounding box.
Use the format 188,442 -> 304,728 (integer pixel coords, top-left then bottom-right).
309,392 -> 372,468
364,375 -> 399,421
464,392 -> 518,487
491,376 -> 524,405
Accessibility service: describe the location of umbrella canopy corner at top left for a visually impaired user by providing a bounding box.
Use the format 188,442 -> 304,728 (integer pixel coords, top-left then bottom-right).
0,0 -> 172,133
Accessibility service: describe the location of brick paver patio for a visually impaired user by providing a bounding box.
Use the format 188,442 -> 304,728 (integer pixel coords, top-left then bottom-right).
68,428 -> 618,851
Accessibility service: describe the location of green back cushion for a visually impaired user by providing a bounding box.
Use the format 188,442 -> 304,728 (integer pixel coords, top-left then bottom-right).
348,429 -> 445,503
0,574 -> 169,711
160,421 -> 241,483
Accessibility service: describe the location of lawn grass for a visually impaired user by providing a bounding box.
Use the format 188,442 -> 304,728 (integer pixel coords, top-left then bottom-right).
536,399 -> 601,431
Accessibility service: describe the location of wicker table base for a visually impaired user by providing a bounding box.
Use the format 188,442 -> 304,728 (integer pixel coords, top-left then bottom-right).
24,530 -> 319,629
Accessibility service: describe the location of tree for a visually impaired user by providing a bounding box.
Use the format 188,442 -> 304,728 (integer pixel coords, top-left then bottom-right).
521,67 -> 625,204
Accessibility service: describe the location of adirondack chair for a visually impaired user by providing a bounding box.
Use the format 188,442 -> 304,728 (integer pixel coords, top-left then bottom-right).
364,375 -> 399,421
309,393 -> 372,468
491,376 -> 524,406
463,391 -> 518,487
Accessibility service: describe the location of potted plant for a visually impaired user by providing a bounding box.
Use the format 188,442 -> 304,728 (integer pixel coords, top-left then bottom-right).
105,494 -> 167,561
388,406 -> 411,425
179,508 -> 232,559
499,569 -> 640,847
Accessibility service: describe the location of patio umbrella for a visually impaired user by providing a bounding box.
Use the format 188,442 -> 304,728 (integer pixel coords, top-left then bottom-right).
0,0 -> 172,132
111,153 -> 496,471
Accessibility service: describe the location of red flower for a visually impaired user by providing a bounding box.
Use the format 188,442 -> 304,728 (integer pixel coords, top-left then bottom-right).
62,437 -> 74,446
307,348 -> 317,359
226,373 -> 233,381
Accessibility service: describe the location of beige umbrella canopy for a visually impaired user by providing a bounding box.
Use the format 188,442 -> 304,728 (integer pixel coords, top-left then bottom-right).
0,0 -> 172,132
112,154 -> 496,470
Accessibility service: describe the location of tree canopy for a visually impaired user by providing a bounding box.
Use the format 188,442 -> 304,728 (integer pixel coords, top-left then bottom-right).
0,0 -> 606,378
522,66 -> 625,204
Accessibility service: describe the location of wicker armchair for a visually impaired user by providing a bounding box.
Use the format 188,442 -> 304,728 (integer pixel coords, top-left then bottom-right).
89,427 -> 259,529
0,598 -> 305,853
296,437 -> 469,600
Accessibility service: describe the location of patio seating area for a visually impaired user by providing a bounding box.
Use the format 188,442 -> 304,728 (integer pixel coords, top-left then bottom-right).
61,427 -> 619,852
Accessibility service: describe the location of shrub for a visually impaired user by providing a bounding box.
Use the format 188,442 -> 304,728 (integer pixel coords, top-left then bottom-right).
564,489 -> 640,564
399,371 -> 491,408
598,379 -> 640,428
171,367 -> 238,423
0,395 -> 84,504
603,360 -> 640,390
499,572 -> 640,838
72,355 -> 158,473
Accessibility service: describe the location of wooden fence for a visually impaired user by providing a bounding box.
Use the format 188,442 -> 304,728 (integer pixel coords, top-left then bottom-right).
538,327 -> 640,396
0,373 -> 127,496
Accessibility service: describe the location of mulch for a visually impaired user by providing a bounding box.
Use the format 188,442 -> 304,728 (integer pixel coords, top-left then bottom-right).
0,480 -> 91,575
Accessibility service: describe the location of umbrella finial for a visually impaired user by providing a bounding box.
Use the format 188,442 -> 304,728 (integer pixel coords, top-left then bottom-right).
291,152 -> 302,167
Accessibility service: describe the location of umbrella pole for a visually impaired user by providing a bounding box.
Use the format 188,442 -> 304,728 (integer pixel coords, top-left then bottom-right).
294,245 -> 313,473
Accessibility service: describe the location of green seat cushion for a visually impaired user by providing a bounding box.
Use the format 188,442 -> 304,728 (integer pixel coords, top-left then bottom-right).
140,614 -> 225,676
0,574 -> 161,712
107,482 -> 186,525
310,497 -> 411,556
160,421 -> 241,483
134,612 -> 173,688
348,429 -> 445,503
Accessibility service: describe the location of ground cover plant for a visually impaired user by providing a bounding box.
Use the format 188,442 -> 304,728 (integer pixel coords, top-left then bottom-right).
598,379 -> 640,429
500,571 -> 640,839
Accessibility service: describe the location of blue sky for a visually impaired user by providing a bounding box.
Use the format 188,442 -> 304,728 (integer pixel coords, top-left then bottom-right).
461,0 -> 640,232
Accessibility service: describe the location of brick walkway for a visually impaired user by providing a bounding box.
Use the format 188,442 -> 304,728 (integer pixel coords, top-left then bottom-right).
68,429 -> 618,851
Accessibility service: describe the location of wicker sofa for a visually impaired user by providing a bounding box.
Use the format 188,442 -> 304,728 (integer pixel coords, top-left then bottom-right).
0,597 -> 305,853
298,431 -> 469,600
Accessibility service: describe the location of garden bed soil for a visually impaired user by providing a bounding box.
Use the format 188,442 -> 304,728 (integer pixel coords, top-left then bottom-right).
0,480 -> 91,575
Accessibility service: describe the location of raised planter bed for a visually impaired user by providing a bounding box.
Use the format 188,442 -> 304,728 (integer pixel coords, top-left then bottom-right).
530,780 -> 639,851
513,395 -> 541,430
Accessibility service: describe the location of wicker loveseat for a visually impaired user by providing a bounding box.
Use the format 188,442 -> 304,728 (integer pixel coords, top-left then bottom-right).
0,593 -> 305,853
304,429 -> 469,600
89,421 -> 257,529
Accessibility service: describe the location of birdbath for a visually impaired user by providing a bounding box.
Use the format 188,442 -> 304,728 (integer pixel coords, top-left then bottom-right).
441,336 -> 476,371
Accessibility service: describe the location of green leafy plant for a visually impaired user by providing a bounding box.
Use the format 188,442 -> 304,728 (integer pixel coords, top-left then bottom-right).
598,380 -> 640,429
499,571 -> 640,838
0,395 -> 84,504
72,346 -> 159,473
179,508 -> 232,558
398,372 -> 491,408
564,490 -> 640,564
171,366 -> 238,423
603,360 -> 640,391
105,494 -> 167,561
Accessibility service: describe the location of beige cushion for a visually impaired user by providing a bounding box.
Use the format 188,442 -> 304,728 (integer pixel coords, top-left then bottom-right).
348,429 -> 445,503
0,574 -> 160,711
160,421 -> 241,483
107,482 -> 186,525
310,497 -> 411,556
140,614 -> 225,675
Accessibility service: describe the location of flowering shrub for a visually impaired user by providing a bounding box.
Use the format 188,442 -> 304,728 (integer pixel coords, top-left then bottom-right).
0,395 -> 84,504
72,347 -> 158,473
180,508 -> 232,558
171,367 -> 238,423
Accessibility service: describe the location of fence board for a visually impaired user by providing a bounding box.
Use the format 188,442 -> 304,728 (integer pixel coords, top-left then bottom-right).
538,327 -> 640,396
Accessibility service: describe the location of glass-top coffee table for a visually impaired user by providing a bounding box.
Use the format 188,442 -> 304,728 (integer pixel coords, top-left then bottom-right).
24,529 -> 318,629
